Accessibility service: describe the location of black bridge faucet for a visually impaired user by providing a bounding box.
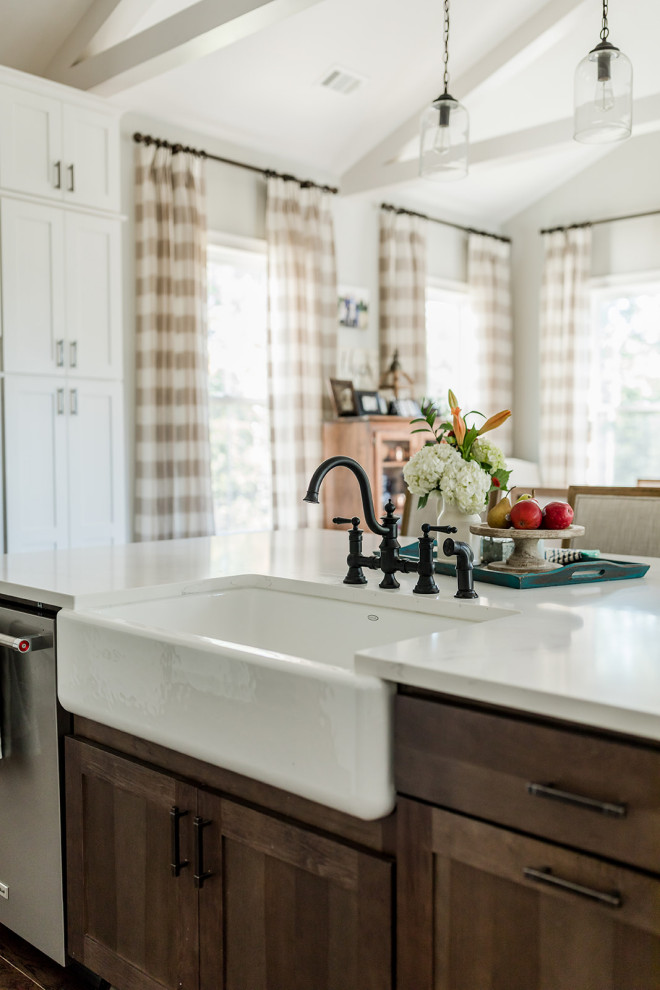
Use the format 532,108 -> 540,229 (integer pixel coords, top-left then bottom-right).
303,455 -> 457,593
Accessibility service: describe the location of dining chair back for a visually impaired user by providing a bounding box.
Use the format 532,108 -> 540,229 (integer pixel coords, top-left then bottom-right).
564,486 -> 660,556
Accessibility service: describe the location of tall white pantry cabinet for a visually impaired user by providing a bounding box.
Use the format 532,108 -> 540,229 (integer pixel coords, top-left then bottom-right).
0,66 -> 125,553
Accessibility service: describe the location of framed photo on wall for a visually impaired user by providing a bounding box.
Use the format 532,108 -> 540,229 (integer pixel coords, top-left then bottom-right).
337,286 -> 370,330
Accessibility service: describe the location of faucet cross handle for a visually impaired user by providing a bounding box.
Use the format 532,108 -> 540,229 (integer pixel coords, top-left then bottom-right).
422,523 -> 458,535
333,516 -> 361,529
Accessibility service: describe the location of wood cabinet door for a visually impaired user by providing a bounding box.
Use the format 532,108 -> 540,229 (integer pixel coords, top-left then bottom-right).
198,793 -> 394,990
397,798 -> 660,990
4,375 -> 68,552
62,104 -> 120,212
67,379 -> 125,547
1,198 -> 66,374
66,738 -> 199,990
0,85 -> 63,200
64,212 -> 122,379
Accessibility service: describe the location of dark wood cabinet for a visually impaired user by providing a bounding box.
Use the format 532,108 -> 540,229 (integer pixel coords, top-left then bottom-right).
321,417 -> 425,527
66,734 -> 394,990
198,792 -> 392,990
397,798 -> 660,990
66,738 -> 199,989
395,693 -> 660,990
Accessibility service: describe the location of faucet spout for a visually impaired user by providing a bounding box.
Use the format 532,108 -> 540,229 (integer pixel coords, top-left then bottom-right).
303,456 -> 389,536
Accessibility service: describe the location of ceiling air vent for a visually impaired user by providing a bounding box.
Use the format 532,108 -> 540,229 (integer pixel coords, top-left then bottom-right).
320,66 -> 365,95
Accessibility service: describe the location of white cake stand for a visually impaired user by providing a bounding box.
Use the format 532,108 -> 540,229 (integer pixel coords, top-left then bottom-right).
469,523 -> 586,573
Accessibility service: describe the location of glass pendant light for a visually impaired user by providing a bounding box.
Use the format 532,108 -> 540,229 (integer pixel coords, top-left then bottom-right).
574,0 -> 632,144
420,0 -> 468,181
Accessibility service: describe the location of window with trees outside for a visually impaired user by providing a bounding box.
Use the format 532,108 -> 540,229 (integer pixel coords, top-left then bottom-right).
207,237 -> 272,533
586,278 -> 660,485
425,280 -> 478,409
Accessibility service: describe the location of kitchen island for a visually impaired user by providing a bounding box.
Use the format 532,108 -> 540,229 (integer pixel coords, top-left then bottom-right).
0,530 -> 658,989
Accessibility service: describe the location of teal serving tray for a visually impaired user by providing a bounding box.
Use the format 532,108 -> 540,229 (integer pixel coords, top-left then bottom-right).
398,544 -> 650,590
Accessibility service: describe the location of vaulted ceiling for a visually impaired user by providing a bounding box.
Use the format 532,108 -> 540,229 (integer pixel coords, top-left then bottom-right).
4,0 -> 658,225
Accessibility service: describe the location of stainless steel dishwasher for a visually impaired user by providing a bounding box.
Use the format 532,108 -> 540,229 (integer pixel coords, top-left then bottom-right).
0,599 -> 66,964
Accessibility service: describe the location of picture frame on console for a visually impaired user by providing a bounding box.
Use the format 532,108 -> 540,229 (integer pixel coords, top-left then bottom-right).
355,390 -> 387,416
329,378 -> 358,416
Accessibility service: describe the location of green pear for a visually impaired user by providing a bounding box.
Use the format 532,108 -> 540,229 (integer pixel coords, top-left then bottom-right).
487,496 -> 512,529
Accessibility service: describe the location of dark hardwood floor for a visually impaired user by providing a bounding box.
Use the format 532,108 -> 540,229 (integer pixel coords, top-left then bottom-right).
0,926 -> 109,990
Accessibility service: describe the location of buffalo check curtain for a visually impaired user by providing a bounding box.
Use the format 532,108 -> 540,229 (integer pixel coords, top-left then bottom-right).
539,226 -> 592,487
467,234 -> 514,454
378,209 -> 428,398
266,176 -> 337,530
134,143 -> 214,541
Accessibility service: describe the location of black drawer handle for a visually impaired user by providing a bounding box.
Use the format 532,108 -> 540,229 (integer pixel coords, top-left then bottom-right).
526,782 -> 627,818
193,816 -> 213,889
170,806 -> 189,877
523,867 -> 622,908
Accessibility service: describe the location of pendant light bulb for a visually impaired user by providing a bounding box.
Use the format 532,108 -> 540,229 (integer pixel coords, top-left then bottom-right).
574,2 -> 632,144
419,0 -> 468,181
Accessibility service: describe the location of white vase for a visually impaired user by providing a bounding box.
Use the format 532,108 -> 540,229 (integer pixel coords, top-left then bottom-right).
435,496 -> 482,561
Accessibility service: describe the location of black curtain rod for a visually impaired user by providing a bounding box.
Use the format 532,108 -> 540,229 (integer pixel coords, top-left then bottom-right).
380,202 -> 511,244
133,132 -> 339,195
540,207 -> 660,235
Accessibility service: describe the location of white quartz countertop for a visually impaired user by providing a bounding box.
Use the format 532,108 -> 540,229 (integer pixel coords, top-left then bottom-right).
2,530 -> 659,741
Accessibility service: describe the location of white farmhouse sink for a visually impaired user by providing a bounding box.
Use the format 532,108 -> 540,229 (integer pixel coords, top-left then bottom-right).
57,575 -> 511,819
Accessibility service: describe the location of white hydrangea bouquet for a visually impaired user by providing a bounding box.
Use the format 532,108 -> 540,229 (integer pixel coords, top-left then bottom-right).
403,389 -> 512,515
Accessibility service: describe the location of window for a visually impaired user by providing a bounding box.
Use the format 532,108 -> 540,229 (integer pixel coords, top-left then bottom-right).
425,280 -> 478,407
586,279 -> 660,485
207,238 -> 272,532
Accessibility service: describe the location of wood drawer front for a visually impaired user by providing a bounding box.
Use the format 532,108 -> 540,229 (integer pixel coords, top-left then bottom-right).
395,695 -> 660,873
397,799 -> 660,990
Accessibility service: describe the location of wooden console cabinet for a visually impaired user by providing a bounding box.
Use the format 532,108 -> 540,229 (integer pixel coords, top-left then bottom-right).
321,417 -> 425,529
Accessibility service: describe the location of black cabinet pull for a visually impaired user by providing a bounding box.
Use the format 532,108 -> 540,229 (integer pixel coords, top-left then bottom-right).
193,816 -> 213,888
526,782 -> 627,818
523,867 -> 622,908
53,160 -> 61,189
67,163 -> 75,192
170,806 -> 189,877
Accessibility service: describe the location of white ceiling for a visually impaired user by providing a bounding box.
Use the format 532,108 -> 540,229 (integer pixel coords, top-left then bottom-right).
4,0 -> 659,226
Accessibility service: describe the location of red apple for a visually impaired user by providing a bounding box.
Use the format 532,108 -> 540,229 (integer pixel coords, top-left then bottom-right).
542,501 -> 574,530
510,497 -> 543,529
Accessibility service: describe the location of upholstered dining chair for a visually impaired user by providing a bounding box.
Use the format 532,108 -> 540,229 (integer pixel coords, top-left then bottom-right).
563,486 -> 660,556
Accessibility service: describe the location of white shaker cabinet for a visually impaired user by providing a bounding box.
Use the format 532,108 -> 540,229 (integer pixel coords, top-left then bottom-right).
0,86 -> 63,201
3,375 -> 69,552
2,199 -> 122,379
4,375 -> 125,553
61,104 -> 120,213
67,379 -> 125,548
65,211 -> 122,379
1,198 -> 66,375
0,84 -> 119,212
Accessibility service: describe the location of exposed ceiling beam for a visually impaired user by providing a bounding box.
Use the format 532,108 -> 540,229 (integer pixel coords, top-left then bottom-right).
44,0 -> 146,82
341,0 -> 591,196
45,0 -> 325,96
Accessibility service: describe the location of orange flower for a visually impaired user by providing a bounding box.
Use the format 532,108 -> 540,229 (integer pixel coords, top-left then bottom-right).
478,409 -> 511,435
447,389 -> 466,443
453,413 -> 466,444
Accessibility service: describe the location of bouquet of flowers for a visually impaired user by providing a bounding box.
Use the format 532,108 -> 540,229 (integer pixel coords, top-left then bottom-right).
403,390 -> 511,515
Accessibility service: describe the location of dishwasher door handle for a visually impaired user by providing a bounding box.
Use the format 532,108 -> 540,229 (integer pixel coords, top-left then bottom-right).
0,632 -> 52,653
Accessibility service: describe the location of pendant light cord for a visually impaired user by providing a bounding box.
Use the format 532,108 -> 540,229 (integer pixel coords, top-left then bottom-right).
443,0 -> 451,94
601,0 -> 609,41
